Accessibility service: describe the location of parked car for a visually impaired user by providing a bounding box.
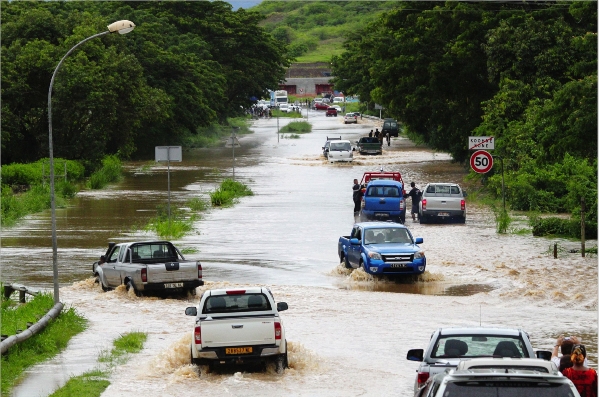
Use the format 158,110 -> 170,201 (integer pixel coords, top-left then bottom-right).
314,102 -> 329,110
333,96 -> 345,103
331,105 -> 342,112
278,103 -> 290,113
92,241 -> 203,296
338,222 -> 425,276
327,140 -> 353,163
360,179 -> 406,223
326,107 -> 338,117
406,327 -> 552,393
185,287 -> 289,373
344,113 -> 358,124
415,361 -> 580,397
322,136 -> 342,158
419,183 -> 467,224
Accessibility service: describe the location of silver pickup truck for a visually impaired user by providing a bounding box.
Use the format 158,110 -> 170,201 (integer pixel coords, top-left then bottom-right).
418,183 -> 467,224
93,241 -> 203,296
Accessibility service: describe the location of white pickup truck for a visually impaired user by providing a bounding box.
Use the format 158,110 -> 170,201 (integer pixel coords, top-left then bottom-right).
93,241 -> 203,296
185,287 -> 289,373
418,183 -> 467,224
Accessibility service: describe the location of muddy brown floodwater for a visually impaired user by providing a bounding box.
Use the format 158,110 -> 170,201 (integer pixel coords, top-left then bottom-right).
2,109 -> 597,397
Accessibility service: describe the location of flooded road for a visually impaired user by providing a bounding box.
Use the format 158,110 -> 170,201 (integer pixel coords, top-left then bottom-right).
2,109 -> 597,396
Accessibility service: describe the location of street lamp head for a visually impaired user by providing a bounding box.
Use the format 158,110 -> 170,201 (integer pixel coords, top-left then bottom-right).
107,20 -> 136,35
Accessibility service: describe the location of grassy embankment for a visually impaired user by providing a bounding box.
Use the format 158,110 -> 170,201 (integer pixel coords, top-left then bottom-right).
1,156 -> 122,227
49,331 -> 147,397
1,290 -> 87,397
182,118 -> 253,148
145,178 -> 254,238
279,120 -> 312,139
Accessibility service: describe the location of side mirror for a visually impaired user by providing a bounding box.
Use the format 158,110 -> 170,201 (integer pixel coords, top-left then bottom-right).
463,191 -> 468,197
415,237 -> 423,244
277,302 -> 288,312
350,238 -> 360,245
185,307 -> 197,316
407,348 -> 424,362
536,350 -> 552,361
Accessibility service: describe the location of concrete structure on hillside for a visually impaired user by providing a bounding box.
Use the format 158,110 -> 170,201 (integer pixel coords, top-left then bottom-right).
278,62 -> 334,96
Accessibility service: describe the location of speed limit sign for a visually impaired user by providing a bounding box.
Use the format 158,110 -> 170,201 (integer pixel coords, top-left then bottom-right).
470,150 -> 493,173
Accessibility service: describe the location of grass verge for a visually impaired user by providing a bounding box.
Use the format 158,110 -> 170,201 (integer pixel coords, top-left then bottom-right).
210,179 -> 253,207
1,292 -> 87,397
49,332 -> 147,397
279,121 -> 312,134
144,205 -> 198,239
86,155 -> 122,190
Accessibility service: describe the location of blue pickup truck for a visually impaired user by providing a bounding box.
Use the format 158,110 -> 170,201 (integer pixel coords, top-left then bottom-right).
338,222 -> 426,276
360,179 -> 406,223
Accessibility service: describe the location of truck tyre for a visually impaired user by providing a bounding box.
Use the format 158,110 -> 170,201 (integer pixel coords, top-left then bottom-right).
343,256 -> 352,269
458,216 -> 466,224
126,281 -> 141,297
273,354 -> 286,374
399,213 -> 406,224
419,213 -> 427,224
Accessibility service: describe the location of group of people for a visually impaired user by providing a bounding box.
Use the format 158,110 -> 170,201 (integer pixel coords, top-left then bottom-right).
352,179 -> 422,222
367,128 -> 391,146
551,335 -> 597,396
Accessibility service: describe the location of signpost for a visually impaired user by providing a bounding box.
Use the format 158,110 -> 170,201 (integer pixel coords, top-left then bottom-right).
155,146 -> 182,222
468,136 -> 495,150
225,127 -> 241,180
470,150 -> 493,174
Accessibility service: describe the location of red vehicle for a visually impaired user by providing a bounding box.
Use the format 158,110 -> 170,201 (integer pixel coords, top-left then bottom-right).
326,107 -> 338,117
314,102 -> 329,110
359,171 -> 406,195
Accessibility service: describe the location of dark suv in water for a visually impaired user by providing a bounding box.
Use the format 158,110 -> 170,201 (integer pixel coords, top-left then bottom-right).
381,118 -> 399,137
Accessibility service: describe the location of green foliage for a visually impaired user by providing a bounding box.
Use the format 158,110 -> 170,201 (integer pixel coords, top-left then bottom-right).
187,198 -> 208,212
271,109 -> 303,118
493,207 -> 512,234
49,371 -> 110,397
1,300 -> 87,396
183,119 -> 253,149
210,179 -> 253,207
279,121 -> 311,133
1,158 -> 85,186
144,206 -> 196,240
99,332 -> 147,364
87,155 -> 122,190
530,215 -> 598,239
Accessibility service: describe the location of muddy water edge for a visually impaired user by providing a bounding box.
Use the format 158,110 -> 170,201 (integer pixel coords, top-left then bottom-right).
2,110 -> 597,397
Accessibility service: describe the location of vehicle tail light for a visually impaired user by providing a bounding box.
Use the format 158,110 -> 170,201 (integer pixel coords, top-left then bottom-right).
141,268 -> 147,282
421,199 -> 427,211
226,290 -> 246,295
399,198 -> 405,211
417,372 -> 429,386
197,263 -> 202,279
461,199 -> 465,211
274,322 -> 282,340
194,326 -> 201,344
361,197 -> 365,208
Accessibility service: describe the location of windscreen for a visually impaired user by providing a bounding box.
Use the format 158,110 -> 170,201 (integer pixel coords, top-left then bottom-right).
130,243 -> 178,262
202,293 -> 272,314
330,142 -> 351,151
363,228 -> 412,245
366,185 -> 400,197
444,381 -> 575,397
431,335 -> 529,358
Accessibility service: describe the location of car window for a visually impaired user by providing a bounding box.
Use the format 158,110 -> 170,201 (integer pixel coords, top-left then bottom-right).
443,381 -> 574,396
364,228 -> 410,245
431,335 -> 528,358
330,142 -> 351,151
202,293 -> 272,314
450,185 -> 461,194
107,246 -> 121,263
367,185 -> 400,197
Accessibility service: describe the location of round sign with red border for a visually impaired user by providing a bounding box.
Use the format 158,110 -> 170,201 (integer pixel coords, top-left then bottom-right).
470,150 -> 493,173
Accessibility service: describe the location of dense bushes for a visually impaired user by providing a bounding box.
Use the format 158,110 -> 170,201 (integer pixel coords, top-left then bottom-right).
1,158 -> 85,187
210,179 -> 253,207
87,156 -> 122,190
530,216 -> 597,239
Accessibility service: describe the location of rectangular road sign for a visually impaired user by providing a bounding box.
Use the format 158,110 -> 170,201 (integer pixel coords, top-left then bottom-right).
468,136 -> 494,150
155,146 -> 182,162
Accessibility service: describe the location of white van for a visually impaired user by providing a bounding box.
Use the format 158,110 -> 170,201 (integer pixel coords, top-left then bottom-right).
327,140 -> 353,163
333,97 -> 345,103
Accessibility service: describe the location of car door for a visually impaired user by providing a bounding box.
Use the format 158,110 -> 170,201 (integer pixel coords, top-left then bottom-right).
103,245 -> 122,286
347,226 -> 363,267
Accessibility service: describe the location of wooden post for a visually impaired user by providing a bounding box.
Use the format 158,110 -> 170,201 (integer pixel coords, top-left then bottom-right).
581,197 -> 585,258
554,243 -> 557,259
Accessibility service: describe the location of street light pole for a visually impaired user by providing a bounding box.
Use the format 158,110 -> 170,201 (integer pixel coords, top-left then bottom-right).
47,20 -> 135,304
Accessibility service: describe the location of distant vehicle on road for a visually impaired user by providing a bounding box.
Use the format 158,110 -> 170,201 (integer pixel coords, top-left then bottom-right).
326,107 -> 338,117
360,179 -> 406,223
314,102 -> 329,110
419,183 -> 467,224
381,118 -> 399,137
344,113 -> 358,124
322,136 -> 342,158
355,137 -> 382,155
327,140 -> 353,163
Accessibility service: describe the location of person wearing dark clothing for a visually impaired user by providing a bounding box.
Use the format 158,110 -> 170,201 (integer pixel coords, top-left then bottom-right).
368,130 -> 373,138
386,132 -> 390,146
352,179 -> 362,214
375,128 -> 383,144
407,182 -> 422,221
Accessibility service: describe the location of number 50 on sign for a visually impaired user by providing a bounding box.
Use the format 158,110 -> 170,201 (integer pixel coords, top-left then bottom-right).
470,150 -> 494,173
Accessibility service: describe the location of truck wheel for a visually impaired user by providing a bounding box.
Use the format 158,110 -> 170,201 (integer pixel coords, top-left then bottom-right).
343,256 -> 352,269
419,214 -> 427,224
399,213 -> 406,224
126,281 -> 141,297
458,216 -> 466,224
273,354 -> 286,374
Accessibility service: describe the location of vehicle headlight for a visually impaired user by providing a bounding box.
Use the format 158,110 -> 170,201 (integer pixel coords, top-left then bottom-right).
368,252 -> 382,260
414,251 -> 425,259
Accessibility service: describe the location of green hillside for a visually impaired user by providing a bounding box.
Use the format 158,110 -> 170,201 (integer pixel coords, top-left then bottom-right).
251,1 -> 397,62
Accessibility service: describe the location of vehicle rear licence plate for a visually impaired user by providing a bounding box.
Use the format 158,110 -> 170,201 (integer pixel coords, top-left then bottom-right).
226,347 -> 253,355
438,212 -> 449,217
164,282 -> 183,288
375,213 -> 389,217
